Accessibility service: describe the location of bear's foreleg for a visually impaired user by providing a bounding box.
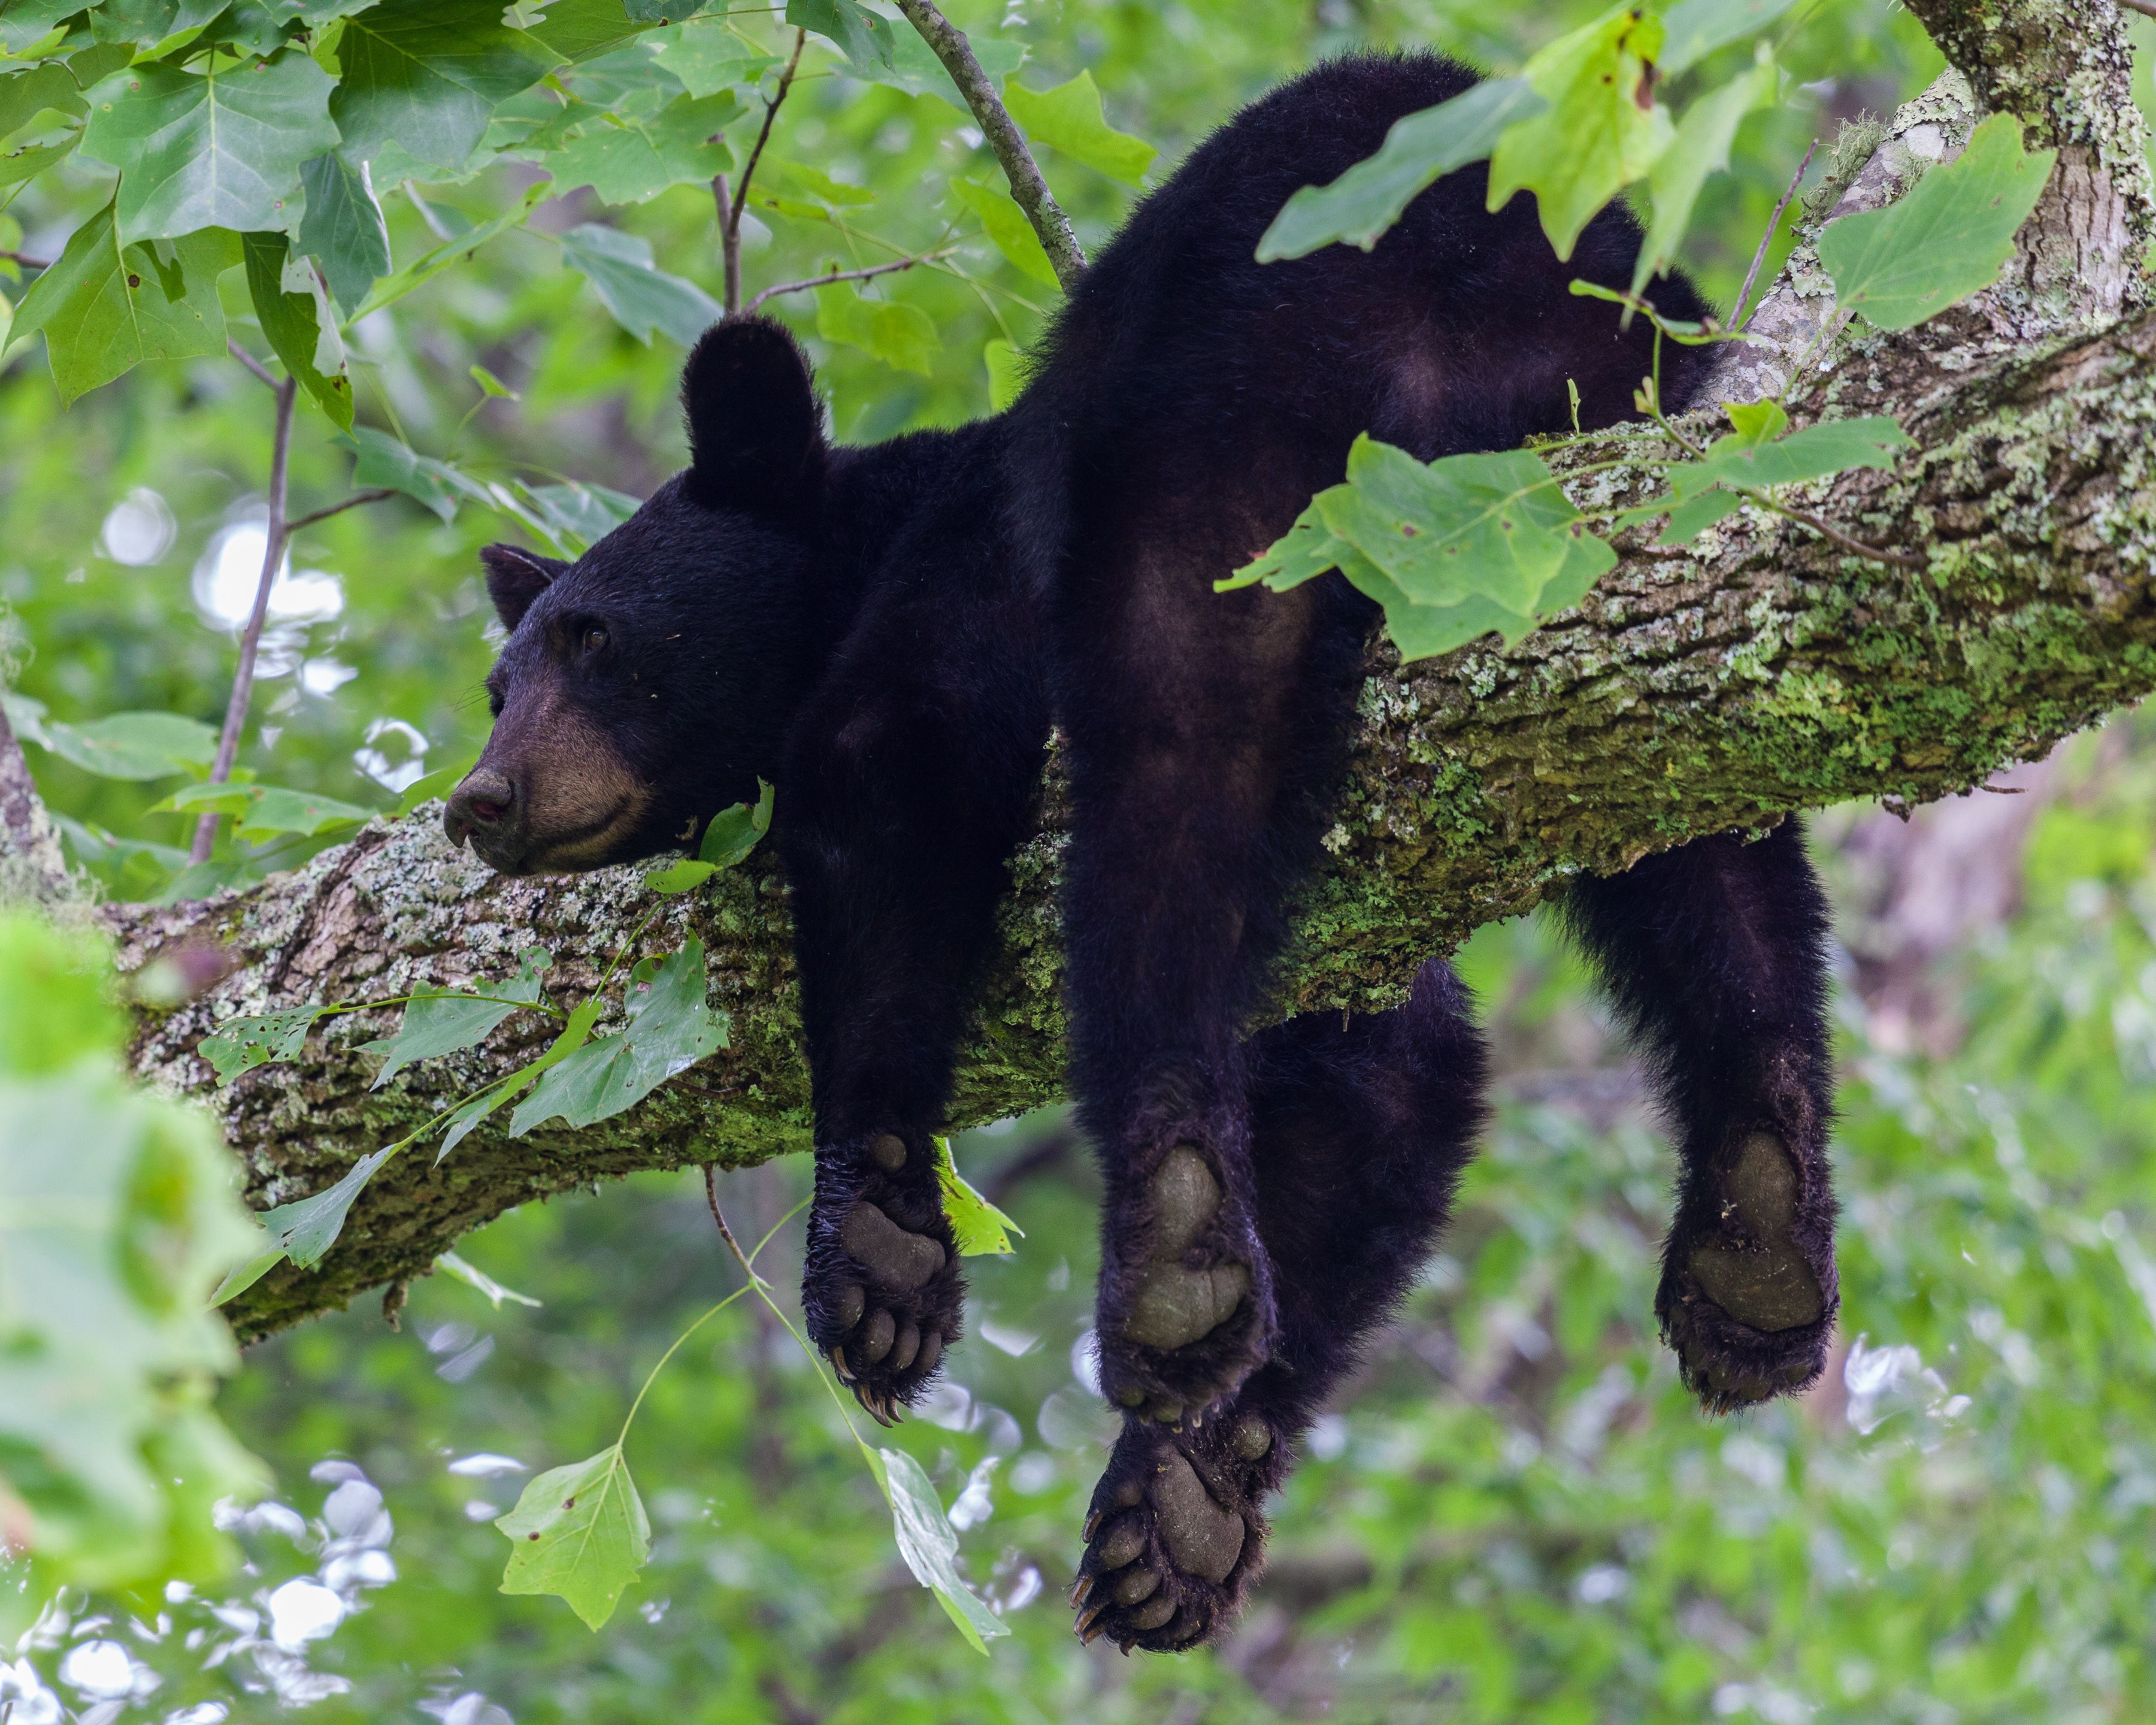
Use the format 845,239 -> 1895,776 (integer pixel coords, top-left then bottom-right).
1073,961 -> 1487,1651
781,609 -> 1049,1422
1560,819 -> 1838,1412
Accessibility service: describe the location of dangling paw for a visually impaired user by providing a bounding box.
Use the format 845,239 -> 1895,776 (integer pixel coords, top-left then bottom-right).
1659,1130 -> 1837,1413
1070,1408 -> 1280,1654
803,1132 -> 962,1424
1097,1142 -> 1272,1424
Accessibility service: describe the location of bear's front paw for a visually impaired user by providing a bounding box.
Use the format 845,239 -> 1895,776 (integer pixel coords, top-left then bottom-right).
803,1131 -> 964,1425
1096,1142 -> 1273,1425
1659,1129 -> 1837,1414
1070,1409 -> 1278,1653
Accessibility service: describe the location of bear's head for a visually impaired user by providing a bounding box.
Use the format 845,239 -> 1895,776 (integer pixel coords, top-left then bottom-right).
445,318 -> 826,874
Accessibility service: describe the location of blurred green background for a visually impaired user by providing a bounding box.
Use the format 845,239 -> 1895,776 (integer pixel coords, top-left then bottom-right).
9,0 -> 2156,1719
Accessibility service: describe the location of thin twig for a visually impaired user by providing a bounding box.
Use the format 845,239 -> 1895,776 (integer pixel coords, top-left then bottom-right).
286,488 -> 396,534
727,29 -> 806,252
712,171 -> 743,315
1731,138 -> 1818,331
744,250 -> 954,314
1773,498 -> 1927,568
226,339 -> 280,391
889,0 -> 1086,288
0,249 -> 49,270
192,374 -> 298,864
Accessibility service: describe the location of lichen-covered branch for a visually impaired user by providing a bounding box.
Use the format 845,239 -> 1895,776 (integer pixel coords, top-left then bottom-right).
88,0 -> 2156,1341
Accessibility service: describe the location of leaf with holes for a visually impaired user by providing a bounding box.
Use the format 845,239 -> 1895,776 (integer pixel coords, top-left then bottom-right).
874,1446 -> 1006,1653
198,1004 -> 334,1085
1004,70 -> 1154,185
78,53 -> 337,244
1256,76 -> 1543,262
1819,113 -> 2057,331
11,204 -> 237,402
359,948 -> 552,1091
1486,4 -> 1673,261
559,222 -> 723,347
496,1444 -> 652,1629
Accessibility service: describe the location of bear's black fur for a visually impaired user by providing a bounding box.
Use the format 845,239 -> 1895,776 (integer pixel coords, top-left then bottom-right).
447,50 -> 1838,1654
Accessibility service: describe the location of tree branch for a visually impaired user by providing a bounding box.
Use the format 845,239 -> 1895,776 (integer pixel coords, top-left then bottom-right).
192,376 -> 297,864
744,251 -> 954,314
890,0 -> 1086,288
0,696 -> 71,906
286,489 -> 396,535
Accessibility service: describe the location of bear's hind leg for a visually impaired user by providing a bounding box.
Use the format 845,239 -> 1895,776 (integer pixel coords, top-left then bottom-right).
1074,961 -> 1486,1652
1561,819 -> 1838,1413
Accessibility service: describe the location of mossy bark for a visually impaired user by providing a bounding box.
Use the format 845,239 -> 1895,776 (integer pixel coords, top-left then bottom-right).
81,0 -> 2156,1340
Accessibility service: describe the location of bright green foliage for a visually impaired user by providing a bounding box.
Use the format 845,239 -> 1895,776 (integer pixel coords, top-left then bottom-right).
786,0 -> 898,74
346,179 -> 551,321
435,997 -> 601,1161
359,948 -> 553,1090
1819,111 -> 2058,329
2,694 -> 216,779
510,937 -> 730,1134
1658,0 -> 1803,75
934,1135 -> 1024,1257
78,52 -> 337,243
256,1143 -> 396,1268
1488,5 -> 1673,261
296,149 -> 392,313
9,206 -> 234,402
543,90 -> 740,207
327,0 -> 553,176
858,23 -> 1024,109
1003,69 -> 1155,185
1255,77 -> 1544,261
1632,46 -> 1778,296
0,59 -> 87,134
516,476 -> 640,552
340,422 -> 489,521
496,1443 -> 653,1629
1224,435 -> 1610,660
557,220 -> 723,346
154,776 -> 376,839
0,913 -> 265,1630
243,229 -> 354,425
198,1002 -> 333,1082
816,278 -> 940,374
650,19 -> 778,97
952,175 -> 1059,286
983,334 -> 1025,409
643,778 -> 771,889
876,1444 -> 1009,1652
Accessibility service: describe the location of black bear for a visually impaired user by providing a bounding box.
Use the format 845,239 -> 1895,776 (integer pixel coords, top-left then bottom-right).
445,51 -> 1838,1654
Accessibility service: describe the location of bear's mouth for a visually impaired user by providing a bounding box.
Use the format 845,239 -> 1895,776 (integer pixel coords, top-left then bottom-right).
462,794 -> 649,876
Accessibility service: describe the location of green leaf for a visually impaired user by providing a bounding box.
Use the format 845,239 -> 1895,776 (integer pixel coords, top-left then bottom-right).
814,281 -> 938,375
296,149 -> 392,314
330,0 -> 553,176
558,220 -> 722,347
1656,486 -> 1745,544
257,1143 -> 395,1267
543,89 -> 738,205
1725,398 -> 1789,446
496,1444 -> 652,1630
11,204 -> 236,403
510,938 -> 728,1134
522,0 -> 657,64
198,1003 -> 332,1084
1670,413 -> 1916,500
934,1136 -> 1023,1258
338,423 -> 491,522
0,134 -> 78,192
874,1446 -> 1007,1653
514,477 -> 640,553
650,19 -> 778,97
437,1248 -> 543,1308
3,698 -> 217,779
0,0 -> 80,54
1487,4 -> 1673,261
243,229 -> 353,426
642,858 -> 717,893
431,997 -> 599,1163
950,177 -> 1058,287
347,179 -> 549,321
359,947 -> 551,1090
78,53 -> 337,244
1818,112 -> 2057,331
785,0 -> 895,72
153,778 -> 376,839
698,777 -> 772,866
1658,0 -> 1801,77
1630,47 -> 1776,297
0,60 -> 87,136
849,23 -> 1022,109
86,0 -> 227,48
1255,77 -> 1544,262
983,336 -> 1024,411
1003,69 -> 1153,185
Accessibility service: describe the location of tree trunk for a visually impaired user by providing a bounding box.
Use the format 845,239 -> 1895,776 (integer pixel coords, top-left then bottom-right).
33,0 -> 2156,1340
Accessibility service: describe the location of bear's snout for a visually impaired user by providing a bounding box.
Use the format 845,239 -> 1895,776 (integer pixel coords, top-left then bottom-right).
444,766 -> 522,860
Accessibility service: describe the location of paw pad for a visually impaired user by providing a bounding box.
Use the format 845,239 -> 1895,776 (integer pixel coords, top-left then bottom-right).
1122,1145 -> 1250,1349
1686,1133 -> 1824,1334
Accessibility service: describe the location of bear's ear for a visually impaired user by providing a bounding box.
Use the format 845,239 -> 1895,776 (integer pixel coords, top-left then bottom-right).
480,543 -> 567,631
680,316 -> 825,516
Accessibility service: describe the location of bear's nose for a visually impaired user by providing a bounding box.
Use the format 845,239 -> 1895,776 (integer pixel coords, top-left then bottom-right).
445,767 -> 518,849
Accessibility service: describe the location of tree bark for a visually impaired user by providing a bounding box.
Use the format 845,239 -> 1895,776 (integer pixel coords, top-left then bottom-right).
54,0 -> 2156,1340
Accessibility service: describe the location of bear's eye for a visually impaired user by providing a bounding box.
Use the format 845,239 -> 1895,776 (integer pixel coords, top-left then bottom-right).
582,627 -> 608,656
